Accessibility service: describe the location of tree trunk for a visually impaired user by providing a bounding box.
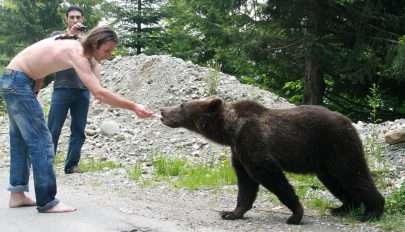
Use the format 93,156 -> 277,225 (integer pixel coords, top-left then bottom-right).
136,0 -> 142,54
302,0 -> 325,105
303,56 -> 325,105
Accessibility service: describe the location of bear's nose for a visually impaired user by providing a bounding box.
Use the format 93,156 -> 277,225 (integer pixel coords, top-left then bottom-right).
160,108 -> 164,112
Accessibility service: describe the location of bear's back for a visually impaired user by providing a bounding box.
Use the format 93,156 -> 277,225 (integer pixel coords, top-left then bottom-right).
232,103 -> 363,173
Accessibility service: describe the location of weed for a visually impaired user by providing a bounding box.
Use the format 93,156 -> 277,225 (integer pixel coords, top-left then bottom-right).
205,60 -> 222,95
378,185 -> 405,230
80,157 -> 119,172
127,162 -> 143,181
175,158 -> 236,190
151,151 -> 187,176
41,99 -> 51,120
385,183 -> 405,215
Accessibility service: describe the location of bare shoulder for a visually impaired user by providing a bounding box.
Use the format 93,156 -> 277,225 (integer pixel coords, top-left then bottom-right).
52,39 -> 84,56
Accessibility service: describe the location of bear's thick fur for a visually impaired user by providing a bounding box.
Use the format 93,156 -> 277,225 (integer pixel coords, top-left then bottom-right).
160,96 -> 384,225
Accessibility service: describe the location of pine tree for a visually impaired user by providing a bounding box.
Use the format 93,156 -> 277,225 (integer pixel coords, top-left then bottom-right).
103,0 -> 165,55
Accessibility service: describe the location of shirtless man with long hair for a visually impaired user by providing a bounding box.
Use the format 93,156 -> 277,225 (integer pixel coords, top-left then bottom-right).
1,26 -> 154,213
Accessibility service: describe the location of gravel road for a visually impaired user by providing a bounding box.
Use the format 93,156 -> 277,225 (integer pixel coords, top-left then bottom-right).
0,165 -> 383,232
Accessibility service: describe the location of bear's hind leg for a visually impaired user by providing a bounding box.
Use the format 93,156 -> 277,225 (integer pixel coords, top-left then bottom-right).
316,171 -> 361,216
254,164 -> 303,225
220,157 -> 259,220
342,175 -> 384,221
324,160 -> 384,221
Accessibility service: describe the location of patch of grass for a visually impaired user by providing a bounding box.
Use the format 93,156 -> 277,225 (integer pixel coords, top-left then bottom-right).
53,153 -> 119,173
80,157 -> 120,172
140,151 -> 236,190
151,151 -> 187,176
127,162 -> 142,181
377,184 -> 405,231
287,173 -> 405,231
174,159 -> 236,190
286,173 -> 336,213
52,152 -> 65,174
287,173 -> 322,199
385,184 -> 405,215
43,100 -> 51,120
53,152 -> 65,165
377,213 -> 405,232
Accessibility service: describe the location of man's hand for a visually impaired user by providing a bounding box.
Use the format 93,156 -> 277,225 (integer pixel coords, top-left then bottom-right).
68,23 -> 85,35
133,103 -> 155,119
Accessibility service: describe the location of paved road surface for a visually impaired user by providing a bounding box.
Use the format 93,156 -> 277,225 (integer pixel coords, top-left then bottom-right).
0,169 -> 185,232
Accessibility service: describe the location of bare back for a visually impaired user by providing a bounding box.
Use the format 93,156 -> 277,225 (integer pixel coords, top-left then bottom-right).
4,29 -> 152,116
7,37 -> 90,80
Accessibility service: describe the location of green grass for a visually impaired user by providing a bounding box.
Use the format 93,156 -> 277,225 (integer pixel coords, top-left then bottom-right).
151,151 -> 187,176
286,173 -> 337,213
286,173 -> 405,231
127,162 -> 142,181
54,152 -> 66,163
141,151 -> 237,190
174,159 -> 236,190
80,157 -> 120,172
377,184 -> 405,231
54,153 -> 120,173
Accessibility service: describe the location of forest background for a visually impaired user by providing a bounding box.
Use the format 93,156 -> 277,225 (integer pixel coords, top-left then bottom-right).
0,0 -> 404,123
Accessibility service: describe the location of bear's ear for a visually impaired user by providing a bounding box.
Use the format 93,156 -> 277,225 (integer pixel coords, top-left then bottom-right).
207,97 -> 223,112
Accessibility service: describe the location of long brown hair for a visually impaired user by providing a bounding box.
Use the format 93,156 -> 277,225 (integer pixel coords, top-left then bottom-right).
82,26 -> 119,57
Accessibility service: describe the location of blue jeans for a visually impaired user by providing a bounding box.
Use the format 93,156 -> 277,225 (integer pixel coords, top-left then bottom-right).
47,88 -> 90,173
1,69 -> 59,212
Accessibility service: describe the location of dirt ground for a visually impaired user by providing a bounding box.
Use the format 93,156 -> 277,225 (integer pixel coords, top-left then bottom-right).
0,167 -> 383,232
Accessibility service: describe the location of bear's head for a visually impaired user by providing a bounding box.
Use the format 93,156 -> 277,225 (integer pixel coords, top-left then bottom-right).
160,96 -> 224,133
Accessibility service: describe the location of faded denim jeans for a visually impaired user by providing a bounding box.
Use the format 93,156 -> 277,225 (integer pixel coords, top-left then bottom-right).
1,68 -> 59,212
47,88 -> 90,173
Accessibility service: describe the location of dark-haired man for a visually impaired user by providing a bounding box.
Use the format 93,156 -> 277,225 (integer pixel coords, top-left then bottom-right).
48,6 -> 89,174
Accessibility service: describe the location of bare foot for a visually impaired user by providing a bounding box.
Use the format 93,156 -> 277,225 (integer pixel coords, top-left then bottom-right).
9,192 -> 36,208
44,202 -> 76,213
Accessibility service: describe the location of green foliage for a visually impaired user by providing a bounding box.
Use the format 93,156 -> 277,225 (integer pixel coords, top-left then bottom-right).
0,0 -> 103,67
160,0 -> 405,122
282,81 -> 303,105
0,0 -> 62,65
102,0 -> 166,55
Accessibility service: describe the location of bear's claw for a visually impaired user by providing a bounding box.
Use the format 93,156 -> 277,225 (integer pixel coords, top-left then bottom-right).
219,211 -> 243,220
286,213 -> 302,225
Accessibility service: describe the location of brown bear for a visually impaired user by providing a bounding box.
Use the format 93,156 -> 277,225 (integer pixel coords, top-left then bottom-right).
160,96 -> 384,225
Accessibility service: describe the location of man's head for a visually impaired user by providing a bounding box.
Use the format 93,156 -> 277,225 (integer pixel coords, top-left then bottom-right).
82,26 -> 119,62
65,6 -> 84,30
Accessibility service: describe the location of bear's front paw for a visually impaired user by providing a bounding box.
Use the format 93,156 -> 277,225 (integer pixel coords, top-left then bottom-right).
219,211 -> 243,220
